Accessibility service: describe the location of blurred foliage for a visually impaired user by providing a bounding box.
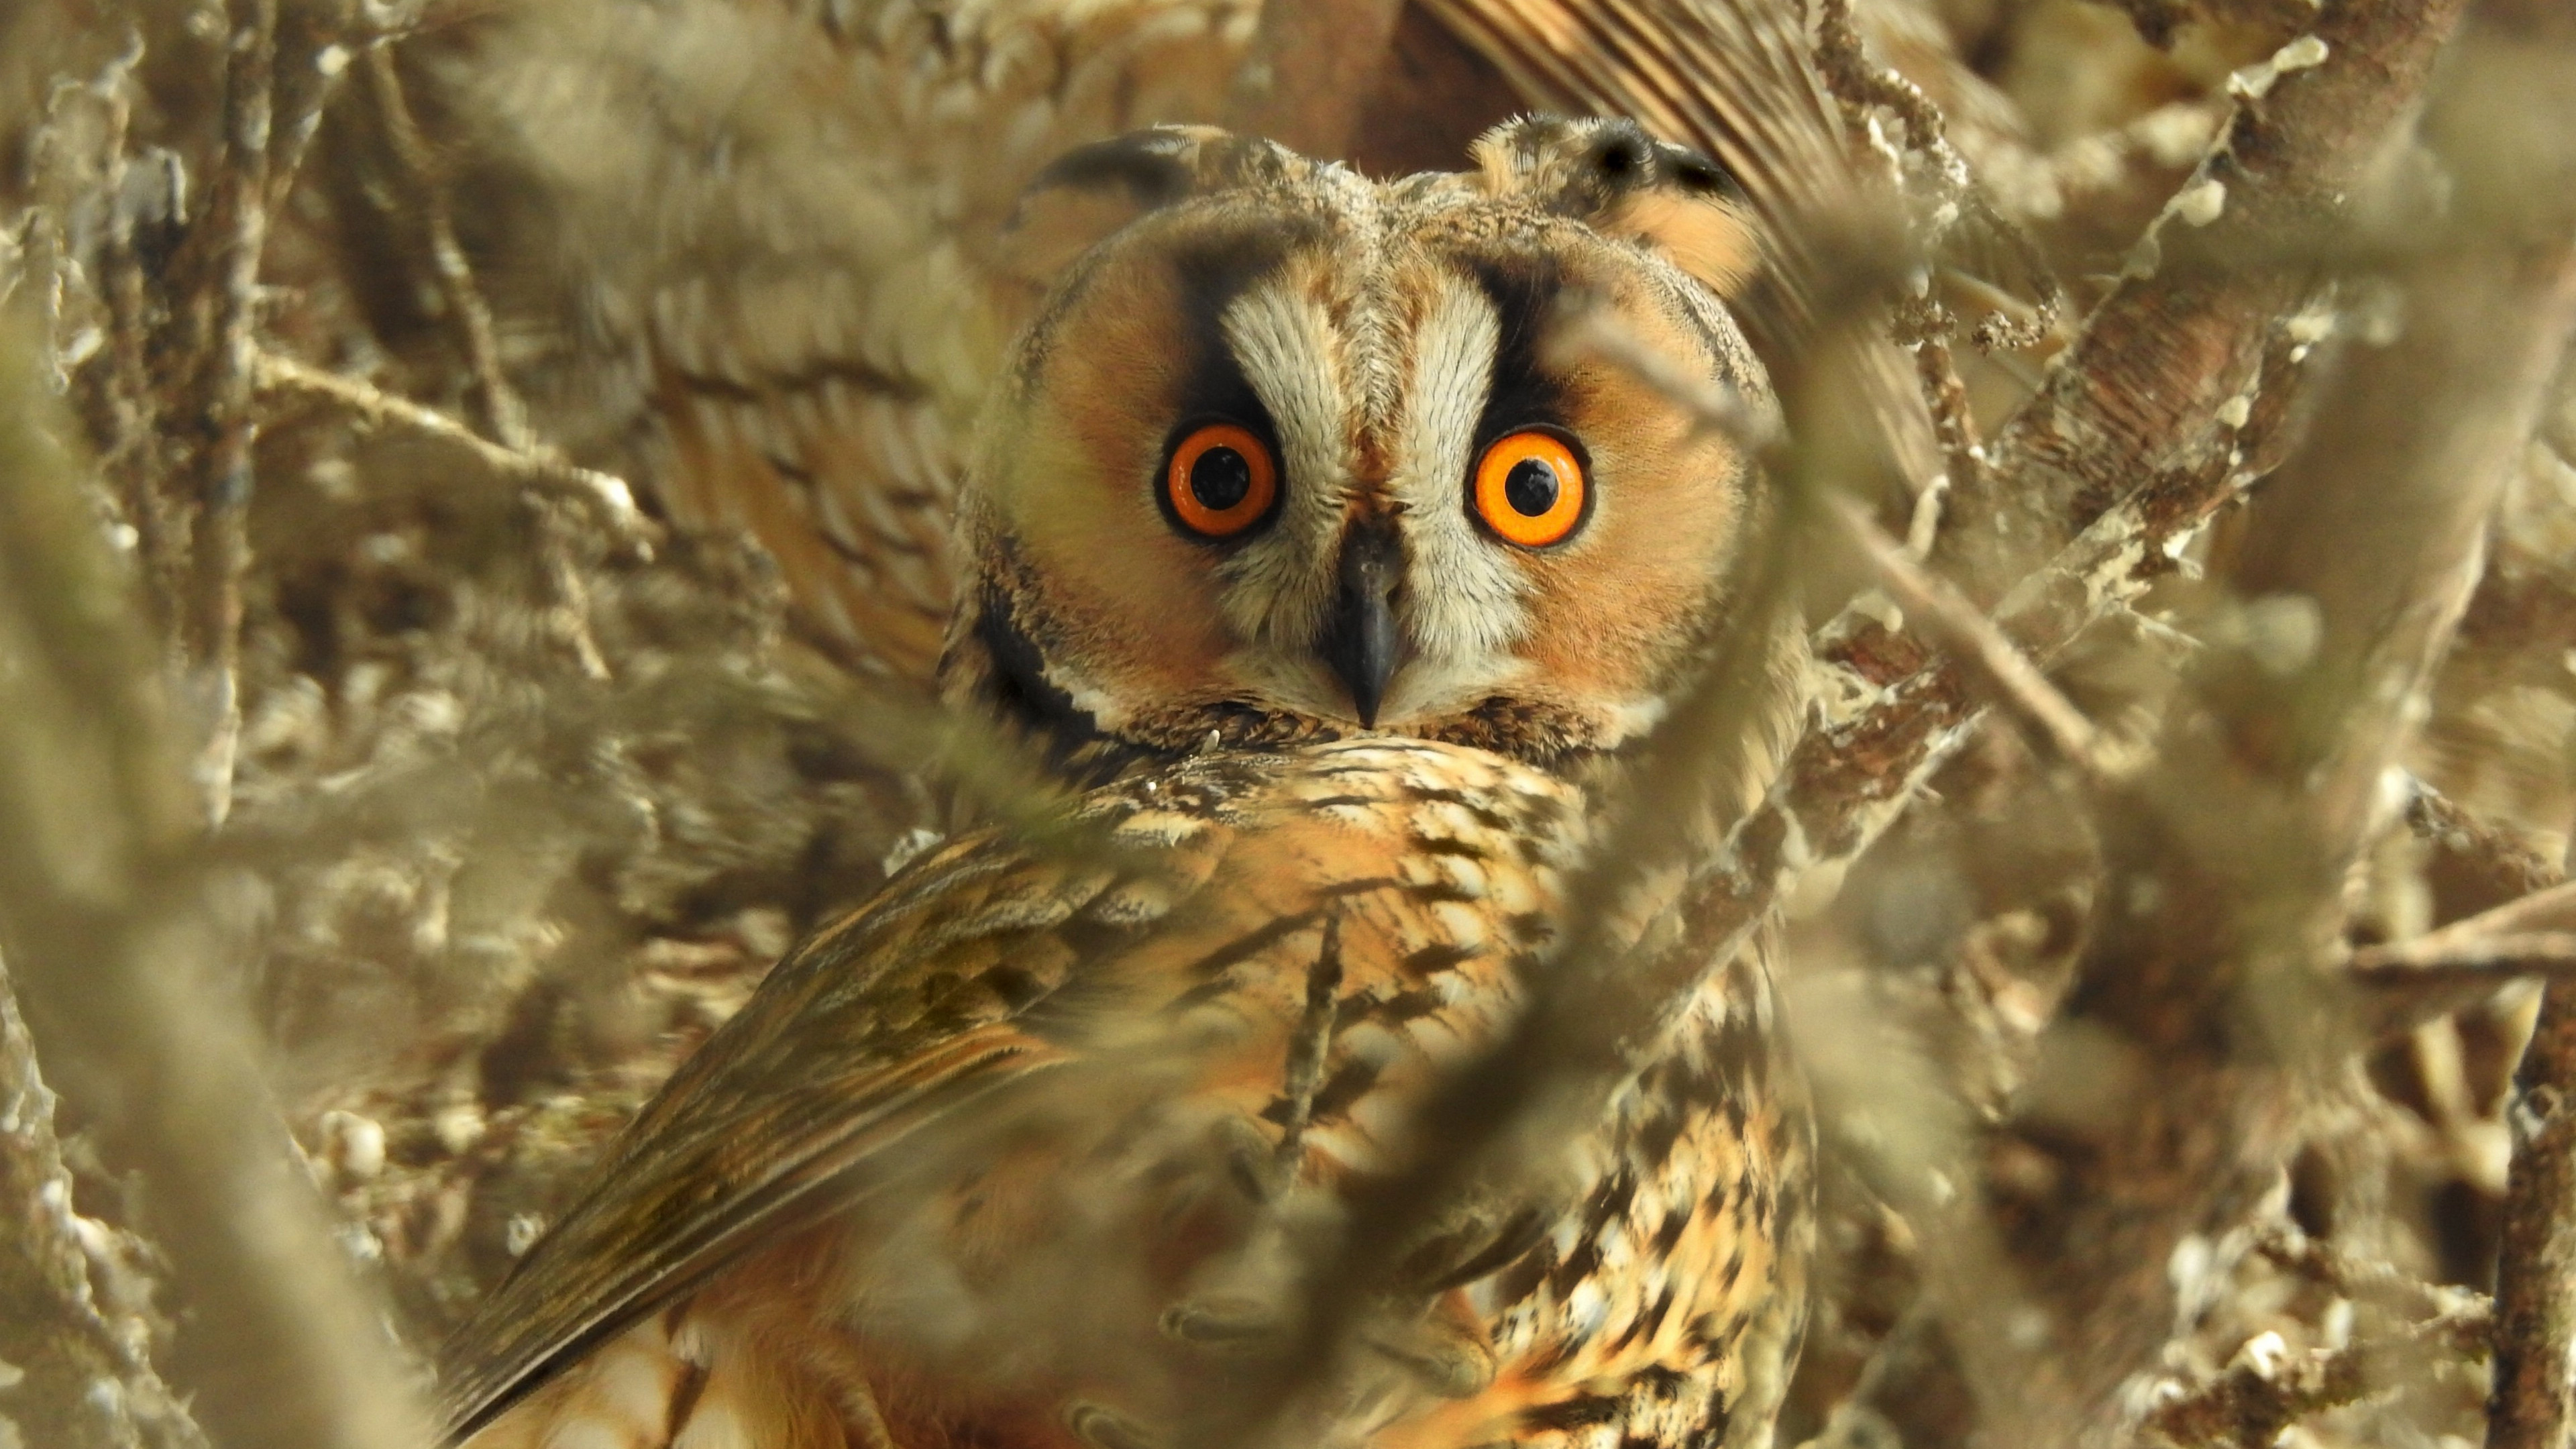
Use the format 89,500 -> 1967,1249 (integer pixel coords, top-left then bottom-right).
1,2 -> 2572,1447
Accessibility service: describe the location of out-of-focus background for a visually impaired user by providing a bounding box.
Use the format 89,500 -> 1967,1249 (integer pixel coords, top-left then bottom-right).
1,2 -> 2571,1447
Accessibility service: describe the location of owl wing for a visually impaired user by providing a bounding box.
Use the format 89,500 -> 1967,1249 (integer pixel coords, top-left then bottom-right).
435,740 -> 1589,1441
431,835 -> 1113,1438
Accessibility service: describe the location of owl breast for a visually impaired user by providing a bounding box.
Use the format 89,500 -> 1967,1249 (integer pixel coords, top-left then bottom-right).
449,739 -> 1807,1449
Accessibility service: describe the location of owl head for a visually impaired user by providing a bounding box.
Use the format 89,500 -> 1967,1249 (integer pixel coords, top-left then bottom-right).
942,118 -> 1779,776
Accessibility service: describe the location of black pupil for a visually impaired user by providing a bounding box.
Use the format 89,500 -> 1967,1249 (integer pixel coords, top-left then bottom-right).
1503,456 -> 1561,517
1189,445 -> 1253,513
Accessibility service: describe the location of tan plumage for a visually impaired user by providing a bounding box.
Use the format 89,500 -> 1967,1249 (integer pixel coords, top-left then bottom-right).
465,0 -> 1263,683
440,118 -> 1815,1449
446,738 -> 1806,1449
455,0 -> 1923,682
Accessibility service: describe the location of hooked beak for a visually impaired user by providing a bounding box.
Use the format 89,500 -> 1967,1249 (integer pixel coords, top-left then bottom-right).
1319,521 -> 1403,727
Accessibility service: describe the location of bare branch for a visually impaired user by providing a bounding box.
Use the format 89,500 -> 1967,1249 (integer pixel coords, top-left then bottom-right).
2143,1305 -> 2490,1449
2491,983 -> 2576,1449
178,0 -> 280,825
1956,88 -> 2576,1449
362,40 -> 531,451
2359,882 -> 2576,973
0,961 -> 208,1449
1939,0 -> 2481,601
2350,931 -> 2576,983
2404,775 -> 2565,917
0,329 -> 431,1449
1822,493 -> 2112,782
250,349 -> 653,541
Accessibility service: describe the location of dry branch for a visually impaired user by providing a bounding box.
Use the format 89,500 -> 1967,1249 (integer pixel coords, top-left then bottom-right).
2352,883 -> 2576,981
0,331 -> 429,1449
1821,493 -> 2110,782
2143,1306 -> 2489,1449
1937,0 -> 2477,602
2491,982 -> 2576,1449
2404,777 -> 2565,920
2348,933 -> 2576,985
362,41 -> 532,452
0,963 -> 207,1449
1952,105 -> 2576,1449
250,349 -> 652,540
178,0 -> 280,825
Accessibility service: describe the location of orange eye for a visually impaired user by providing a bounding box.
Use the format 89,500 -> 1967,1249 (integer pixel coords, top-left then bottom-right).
1165,422 -> 1279,539
1472,431 -> 1587,547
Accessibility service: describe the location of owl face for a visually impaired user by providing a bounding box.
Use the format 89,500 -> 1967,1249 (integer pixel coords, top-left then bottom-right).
947,120 -> 1775,771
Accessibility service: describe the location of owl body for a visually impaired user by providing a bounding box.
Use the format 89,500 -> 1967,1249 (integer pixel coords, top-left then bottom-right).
444,120 -> 1811,1449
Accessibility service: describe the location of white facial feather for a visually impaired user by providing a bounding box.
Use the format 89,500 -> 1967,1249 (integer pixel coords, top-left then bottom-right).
1388,277 -> 1529,663
1214,276 -> 1350,650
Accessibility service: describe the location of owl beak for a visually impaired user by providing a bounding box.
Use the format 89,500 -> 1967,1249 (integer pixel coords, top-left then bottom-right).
1321,522 -> 1404,727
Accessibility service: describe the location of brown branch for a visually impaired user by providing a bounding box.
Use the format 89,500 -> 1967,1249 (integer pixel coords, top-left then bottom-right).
0,960 -> 208,1449
0,327 -> 431,1449
180,0 -> 280,826
2492,981 -> 2576,1448
266,12 -> 354,217
2250,1223 -> 2478,1323
2404,776 -> 2565,920
2469,15 -> 2576,1432
1938,0 -> 2479,602
2143,1306 -> 2490,1449
1892,297 -> 1985,537
2359,883 -> 2576,973
2357,796 -> 2569,1040
1815,0 -> 1951,159
1822,493 -> 2111,782
1956,79 -> 2576,1446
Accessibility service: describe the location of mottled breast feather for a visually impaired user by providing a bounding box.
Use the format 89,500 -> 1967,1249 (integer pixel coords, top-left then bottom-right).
439,737 -> 1807,1449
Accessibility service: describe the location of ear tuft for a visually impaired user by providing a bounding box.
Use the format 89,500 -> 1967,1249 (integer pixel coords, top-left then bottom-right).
1001,127 -> 1305,286
1471,116 -> 1760,297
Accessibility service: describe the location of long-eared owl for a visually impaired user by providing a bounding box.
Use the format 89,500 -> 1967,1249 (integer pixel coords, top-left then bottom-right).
438,116 -> 1815,1449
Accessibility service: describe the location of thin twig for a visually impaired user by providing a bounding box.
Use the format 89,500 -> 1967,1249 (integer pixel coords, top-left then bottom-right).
2359,853 -> 2576,1040
1815,0 -> 1953,166
183,0 -> 280,826
2403,777 -> 2565,908
250,349 -> 652,539
1271,912 -> 1345,1168
364,41 -> 531,451
1823,492 -> 2114,782
1892,297 -> 1986,520
2355,883 -> 2576,977
2251,1223 -> 2478,1324
266,19 -> 354,216
2348,932 -> 2576,983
